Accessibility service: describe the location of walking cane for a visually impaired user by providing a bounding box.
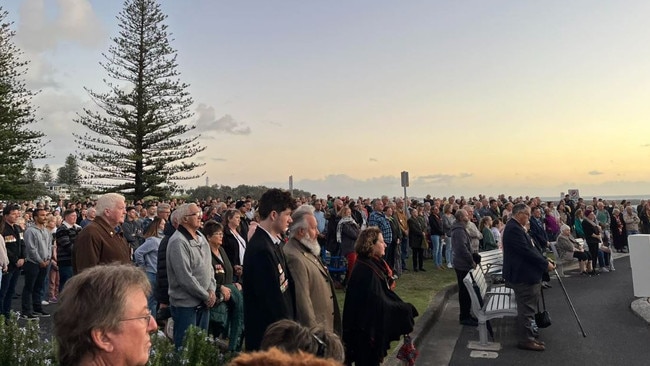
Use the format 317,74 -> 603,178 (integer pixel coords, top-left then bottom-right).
553,268 -> 587,337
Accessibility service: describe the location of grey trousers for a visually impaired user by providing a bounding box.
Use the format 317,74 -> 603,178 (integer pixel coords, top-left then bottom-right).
507,282 -> 542,342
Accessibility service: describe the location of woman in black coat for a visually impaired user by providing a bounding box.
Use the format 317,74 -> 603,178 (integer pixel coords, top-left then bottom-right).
221,209 -> 247,282
582,210 -> 601,275
342,227 -> 418,366
610,208 -> 628,252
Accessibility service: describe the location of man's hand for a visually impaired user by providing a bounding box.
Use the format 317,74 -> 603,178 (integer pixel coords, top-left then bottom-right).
234,283 -> 242,291
205,290 -> 217,307
547,260 -> 556,271
39,260 -> 50,268
16,259 -> 24,268
234,265 -> 243,277
220,286 -> 231,301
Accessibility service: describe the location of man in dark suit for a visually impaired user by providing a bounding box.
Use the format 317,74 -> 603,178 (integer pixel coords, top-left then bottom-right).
503,203 -> 555,352
243,189 -> 297,351
528,206 -> 552,288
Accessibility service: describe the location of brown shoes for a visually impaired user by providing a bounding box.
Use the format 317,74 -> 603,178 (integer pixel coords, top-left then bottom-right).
517,340 -> 545,351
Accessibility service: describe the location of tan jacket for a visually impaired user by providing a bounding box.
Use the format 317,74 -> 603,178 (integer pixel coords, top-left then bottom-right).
283,237 -> 342,335
394,209 -> 409,235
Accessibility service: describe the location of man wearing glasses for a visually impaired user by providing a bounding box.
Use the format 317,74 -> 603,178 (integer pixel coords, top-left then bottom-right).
502,203 -> 555,352
167,203 -> 217,349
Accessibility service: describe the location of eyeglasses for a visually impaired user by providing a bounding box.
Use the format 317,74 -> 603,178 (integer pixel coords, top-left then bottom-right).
212,232 -> 224,237
312,333 -> 327,357
119,312 -> 153,326
185,211 -> 202,217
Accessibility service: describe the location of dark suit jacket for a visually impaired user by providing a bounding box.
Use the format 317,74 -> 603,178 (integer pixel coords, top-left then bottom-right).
528,216 -> 548,250
502,219 -> 549,285
243,226 -> 294,351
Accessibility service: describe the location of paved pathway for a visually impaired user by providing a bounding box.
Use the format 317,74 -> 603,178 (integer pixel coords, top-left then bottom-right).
416,255 -> 650,365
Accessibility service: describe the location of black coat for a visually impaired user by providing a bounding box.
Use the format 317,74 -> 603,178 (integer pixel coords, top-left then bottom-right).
429,214 -> 444,236
502,219 -> 549,285
222,228 -> 246,267
343,257 -> 418,365
243,226 -> 295,351
2,223 -> 25,269
155,222 -> 176,306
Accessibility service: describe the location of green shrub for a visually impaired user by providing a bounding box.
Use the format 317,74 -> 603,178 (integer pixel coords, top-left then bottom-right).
0,313 -> 56,366
0,314 -> 230,366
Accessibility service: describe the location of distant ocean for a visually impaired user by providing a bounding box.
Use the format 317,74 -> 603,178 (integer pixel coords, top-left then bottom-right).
539,194 -> 649,205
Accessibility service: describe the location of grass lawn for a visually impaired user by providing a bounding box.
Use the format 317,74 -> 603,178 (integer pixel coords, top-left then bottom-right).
335,257 -> 457,321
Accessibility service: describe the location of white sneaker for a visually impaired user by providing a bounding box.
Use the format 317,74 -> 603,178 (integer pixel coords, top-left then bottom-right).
601,267 -> 610,273
609,264 -> 616,271
447,263 -> 453,269
41,300 -> 49,306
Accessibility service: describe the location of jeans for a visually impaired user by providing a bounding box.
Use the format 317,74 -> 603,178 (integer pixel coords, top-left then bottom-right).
59,266 -> 74,293
445,237 -> 454,266
22,262 -> 47,314
0,267 -> 21,318
598,250 -> 611,268
628,230 -> 639,236
146,272 -> 158,316
171,304 -> 209,349
431,235 -> 442,267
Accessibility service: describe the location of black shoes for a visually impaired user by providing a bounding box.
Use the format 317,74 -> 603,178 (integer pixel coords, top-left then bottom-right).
460,317 -> 478,326
419,268 -> 426,272
20,312 -> 38,320
33,310 -> 50,318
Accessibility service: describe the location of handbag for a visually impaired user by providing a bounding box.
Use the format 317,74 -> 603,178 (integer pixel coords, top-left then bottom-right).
535,287 -> 552,328
396,334 -> 419,366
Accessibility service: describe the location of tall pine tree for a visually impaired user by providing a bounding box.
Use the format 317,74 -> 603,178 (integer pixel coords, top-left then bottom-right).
57,154 -> 81,187
0,8 -> 46,200
74,0 -> 204,200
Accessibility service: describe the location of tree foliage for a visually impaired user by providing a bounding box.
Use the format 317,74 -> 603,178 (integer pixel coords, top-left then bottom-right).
57,154 -> 81,187
39,164 -> 53,184
73,0 -> 204,201
188,184 -> 312,202
0,8 -> 46,200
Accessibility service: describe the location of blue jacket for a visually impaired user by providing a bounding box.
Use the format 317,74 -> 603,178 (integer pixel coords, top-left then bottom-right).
502,219 -> 549,285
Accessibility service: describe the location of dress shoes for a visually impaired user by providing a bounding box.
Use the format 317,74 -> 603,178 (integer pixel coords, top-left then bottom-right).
518,340 -> 545,351
459,318 -> 478,327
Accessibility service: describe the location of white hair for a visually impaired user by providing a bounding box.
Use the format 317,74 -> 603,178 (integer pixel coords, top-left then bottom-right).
289,205 -> 315,238
95,193 -> 125,217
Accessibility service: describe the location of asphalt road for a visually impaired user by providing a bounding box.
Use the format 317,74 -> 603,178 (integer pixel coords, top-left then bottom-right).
418,256 -> 650,365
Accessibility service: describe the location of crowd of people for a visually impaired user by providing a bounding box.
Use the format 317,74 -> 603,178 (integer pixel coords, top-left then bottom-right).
0,191 -> 648,364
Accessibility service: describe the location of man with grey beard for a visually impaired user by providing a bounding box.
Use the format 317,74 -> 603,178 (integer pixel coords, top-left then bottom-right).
284,205 -> 342,335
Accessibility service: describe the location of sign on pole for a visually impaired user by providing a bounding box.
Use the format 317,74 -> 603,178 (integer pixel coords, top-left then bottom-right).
401,171 -> 409,188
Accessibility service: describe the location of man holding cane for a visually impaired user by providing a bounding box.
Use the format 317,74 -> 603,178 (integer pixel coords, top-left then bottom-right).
502,203 -> 555,351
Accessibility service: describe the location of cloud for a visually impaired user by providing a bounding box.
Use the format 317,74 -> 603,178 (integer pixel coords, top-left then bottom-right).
13,0 -> 107,90
588,170 -> 604,175
264,120 -> 283,127
642,144 -> 650,147
211,158 -> 227,162
194,104 -> 252,136
415,172 -> 473,185
16,0 -> 106,52
369,158 -> 378,162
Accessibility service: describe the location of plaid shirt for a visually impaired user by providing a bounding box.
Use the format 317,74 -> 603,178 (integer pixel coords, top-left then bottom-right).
368,211 -> 393,244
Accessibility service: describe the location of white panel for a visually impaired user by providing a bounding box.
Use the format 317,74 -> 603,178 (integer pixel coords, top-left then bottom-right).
629,235 -> 650,297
